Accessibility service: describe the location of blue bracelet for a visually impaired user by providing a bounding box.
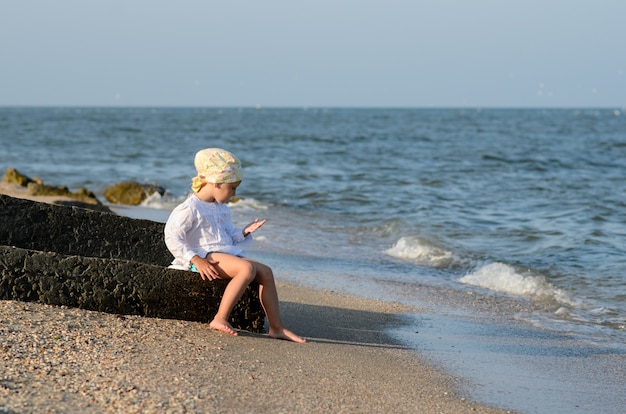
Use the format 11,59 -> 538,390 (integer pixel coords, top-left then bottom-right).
189,264 -> 199,273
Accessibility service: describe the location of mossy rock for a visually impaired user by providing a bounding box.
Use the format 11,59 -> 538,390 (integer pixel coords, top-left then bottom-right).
3,167 -> 102,206
26,182 -> 99,204
104,181 -> 165,205
2,167 -> 37,186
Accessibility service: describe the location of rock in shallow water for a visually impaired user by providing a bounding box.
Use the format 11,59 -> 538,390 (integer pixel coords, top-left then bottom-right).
2,167 -> 103,207
103,181 -> 165,205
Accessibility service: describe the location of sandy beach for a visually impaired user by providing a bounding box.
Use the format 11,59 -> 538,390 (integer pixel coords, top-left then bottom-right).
0,185 -> 510,413
1,282 -> 511,414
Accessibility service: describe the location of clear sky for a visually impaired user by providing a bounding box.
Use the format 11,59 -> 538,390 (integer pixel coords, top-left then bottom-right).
1,0 -> 624,108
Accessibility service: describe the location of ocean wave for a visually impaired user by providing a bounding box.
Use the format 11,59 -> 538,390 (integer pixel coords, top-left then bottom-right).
229,198 -> 270,211
139,192 -> 182,210
459,262 -> 574,305
457,263 -> 626,340
138,192 -> 270,212
383,236 -> 458,268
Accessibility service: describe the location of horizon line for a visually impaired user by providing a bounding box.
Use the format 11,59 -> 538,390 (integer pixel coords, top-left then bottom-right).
1,104 -> 624,111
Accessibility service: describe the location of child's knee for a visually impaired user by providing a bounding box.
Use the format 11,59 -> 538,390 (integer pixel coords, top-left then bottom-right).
256,266 -> 274,283
241,261 -> 256,281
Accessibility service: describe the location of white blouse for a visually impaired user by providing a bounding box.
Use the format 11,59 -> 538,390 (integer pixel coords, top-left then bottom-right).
164,194 -> 251,269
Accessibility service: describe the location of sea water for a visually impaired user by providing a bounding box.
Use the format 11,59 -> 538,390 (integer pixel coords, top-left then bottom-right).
1,107 -> 625,412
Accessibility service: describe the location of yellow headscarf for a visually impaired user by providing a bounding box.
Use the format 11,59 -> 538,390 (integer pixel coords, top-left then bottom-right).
191,148 -> 243,192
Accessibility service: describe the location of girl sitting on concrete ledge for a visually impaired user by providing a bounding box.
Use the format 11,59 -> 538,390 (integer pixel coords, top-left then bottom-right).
164,148 -> 306,343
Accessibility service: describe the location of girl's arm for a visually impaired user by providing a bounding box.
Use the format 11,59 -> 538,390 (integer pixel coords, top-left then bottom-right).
223,207 -> 259,244
164,205 -> 201,264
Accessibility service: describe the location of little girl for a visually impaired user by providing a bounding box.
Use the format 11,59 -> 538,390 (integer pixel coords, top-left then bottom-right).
164,148 -> 305,343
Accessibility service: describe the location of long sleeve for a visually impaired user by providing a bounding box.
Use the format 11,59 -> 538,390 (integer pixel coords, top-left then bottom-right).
225,212 -> 249,246
164,201 -> 202,267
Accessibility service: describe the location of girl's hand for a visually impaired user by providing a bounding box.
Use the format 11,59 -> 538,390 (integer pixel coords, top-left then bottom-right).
243,218 -> 267,236
192,255 -> 221,281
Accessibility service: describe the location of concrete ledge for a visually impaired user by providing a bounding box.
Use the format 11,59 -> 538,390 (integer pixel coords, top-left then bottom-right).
0,193 -> 170,266
0,194 -> 265,332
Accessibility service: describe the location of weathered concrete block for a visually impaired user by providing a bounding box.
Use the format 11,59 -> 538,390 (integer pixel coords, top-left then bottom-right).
0,246 -> 264,331
0,194 -> 265,332
0,194 -> 170,265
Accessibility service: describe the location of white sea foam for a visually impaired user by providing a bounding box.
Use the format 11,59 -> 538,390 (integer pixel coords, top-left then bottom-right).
139,191 -> 182,210
137,192 -> 269,212
229,197 -> 269,211
384,236 -> 456,268
460,262 -> 574,305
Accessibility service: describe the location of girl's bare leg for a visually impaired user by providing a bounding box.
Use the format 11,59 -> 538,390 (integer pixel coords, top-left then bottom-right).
207,253 -> 256,336
246,260 -> 306,343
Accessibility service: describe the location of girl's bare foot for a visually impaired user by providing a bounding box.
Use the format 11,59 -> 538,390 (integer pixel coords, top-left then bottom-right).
209,319 -> 238,336
269,328 -> 306,343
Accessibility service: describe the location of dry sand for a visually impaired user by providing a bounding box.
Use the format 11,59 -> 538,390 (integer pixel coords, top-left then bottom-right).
1,283 -> 512,414
0,184 -> 511,413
